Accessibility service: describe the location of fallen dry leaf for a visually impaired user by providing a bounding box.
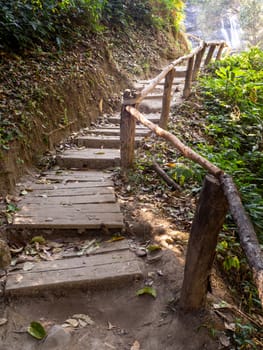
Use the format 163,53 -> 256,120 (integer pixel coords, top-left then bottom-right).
107,321 -> 116,330
23,262 -> 34,271
72,314 -> 95,326
65,318 -> 79,328
131,340 -> 140,350
0,318 -> 8,326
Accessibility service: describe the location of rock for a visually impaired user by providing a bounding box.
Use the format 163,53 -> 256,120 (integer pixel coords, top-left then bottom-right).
38,325 -> 71,350
135,247 -> 147,257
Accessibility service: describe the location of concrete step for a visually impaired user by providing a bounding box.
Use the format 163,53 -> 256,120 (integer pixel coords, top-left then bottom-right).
56,148 -> 120,169
6,240 -> 143,295
76,135 -> 144,148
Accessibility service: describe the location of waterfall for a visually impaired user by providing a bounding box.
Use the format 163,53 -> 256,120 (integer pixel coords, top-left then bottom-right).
229,14 -> 241,49
221,13 -> 241,50
221,18 -> 231,46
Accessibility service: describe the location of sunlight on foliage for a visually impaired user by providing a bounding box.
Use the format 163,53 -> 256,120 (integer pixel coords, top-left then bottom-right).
198,48 -> 263,241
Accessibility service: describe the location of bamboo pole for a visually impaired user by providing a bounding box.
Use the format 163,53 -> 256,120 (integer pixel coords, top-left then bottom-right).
125,106 -> 222,176
180,175 -> 228,311
183,56 -> 195,98
159,69 -> 176,129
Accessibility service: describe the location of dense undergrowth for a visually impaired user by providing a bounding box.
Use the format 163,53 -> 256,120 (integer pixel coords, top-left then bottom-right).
0,0 -> 184,52
198,48 -> 263,241
196,46 -> 263,350
169,48 -> 263,310
126,48 -> 263,348
0,0 -> 187,192
0,0 -> 185,151
174,48 -> 263,347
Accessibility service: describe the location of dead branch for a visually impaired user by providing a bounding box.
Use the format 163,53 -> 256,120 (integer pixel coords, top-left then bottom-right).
126,106 -> 223,177
152,161 -> 181,191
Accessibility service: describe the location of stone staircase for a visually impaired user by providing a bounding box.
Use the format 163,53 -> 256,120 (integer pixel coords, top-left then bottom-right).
5,73 -> 185,295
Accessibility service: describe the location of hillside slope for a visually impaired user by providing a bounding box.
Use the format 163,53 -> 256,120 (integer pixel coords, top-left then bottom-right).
0,17 -> 187,195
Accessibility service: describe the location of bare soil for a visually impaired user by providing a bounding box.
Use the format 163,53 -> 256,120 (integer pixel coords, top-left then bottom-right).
0,179 -> 227,350
0,244 -> 221,350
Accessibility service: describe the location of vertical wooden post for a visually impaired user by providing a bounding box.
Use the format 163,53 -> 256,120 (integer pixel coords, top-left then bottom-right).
204,44 -> 217,66
120,90 -> 137,175
183,56 -> 194,98
179,174 -> 228,312
216,43 -> 225,61
159,68 -> 176,130
192,45 -> 207,80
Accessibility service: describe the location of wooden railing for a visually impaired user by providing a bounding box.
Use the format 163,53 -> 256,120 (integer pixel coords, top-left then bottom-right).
120,39 -> 263,311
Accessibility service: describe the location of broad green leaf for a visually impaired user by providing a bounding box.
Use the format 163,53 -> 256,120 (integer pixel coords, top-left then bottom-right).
147,245 -> 162,252
31,236 -> 46,245
136,287 -> 157,298
27,321 -> 46,340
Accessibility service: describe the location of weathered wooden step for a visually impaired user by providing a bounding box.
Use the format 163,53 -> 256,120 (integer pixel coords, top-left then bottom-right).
12,203 -> 123,229
56,148 -> 120,169
82,127 -> 151,137
12,170 -> 123,230
75,135 -> 143,148
6,241 -> 143,295
106,114 -> 160,125
134,76 -> 185,88
38,170 -> 112,184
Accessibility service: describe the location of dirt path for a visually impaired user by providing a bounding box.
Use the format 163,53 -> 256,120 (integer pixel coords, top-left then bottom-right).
0,74 -> 223,349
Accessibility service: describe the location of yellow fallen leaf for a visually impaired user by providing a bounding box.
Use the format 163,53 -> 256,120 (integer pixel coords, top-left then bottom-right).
131,340 -> 140,350
165,162 -> 176,168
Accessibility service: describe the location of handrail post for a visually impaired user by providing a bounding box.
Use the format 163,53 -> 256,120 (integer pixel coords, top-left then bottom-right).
183,56 -> 194,98
159,68 -> 176,130
120,90 -> 137,175
216,42 -> 225,60
179,174 -> 228,311
204,44 -> 217,66
192,44 -> 207,80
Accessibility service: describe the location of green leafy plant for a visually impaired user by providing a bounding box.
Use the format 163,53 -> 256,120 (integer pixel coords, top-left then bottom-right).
198,48 -> 263,241
229,319 -> 259,349
136,286 -> 157,298
0,0 -> 107,51
27,321 -> 47,340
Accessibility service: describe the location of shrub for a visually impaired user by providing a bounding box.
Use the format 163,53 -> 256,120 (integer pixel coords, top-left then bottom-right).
0,0 -> 106,51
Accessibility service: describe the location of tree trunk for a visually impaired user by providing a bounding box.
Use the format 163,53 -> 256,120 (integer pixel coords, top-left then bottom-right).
179,175 -> 228,311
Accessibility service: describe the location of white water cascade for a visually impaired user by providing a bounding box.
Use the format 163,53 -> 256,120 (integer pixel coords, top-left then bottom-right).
221,13 -> 241,49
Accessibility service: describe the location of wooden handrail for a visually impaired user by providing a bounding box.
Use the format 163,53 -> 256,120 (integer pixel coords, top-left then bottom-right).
129,39 -> 227,108
123,105 -> 263,308
119,37 -> 263,311
134,40 -> 206,104
125,106 -> 223,176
